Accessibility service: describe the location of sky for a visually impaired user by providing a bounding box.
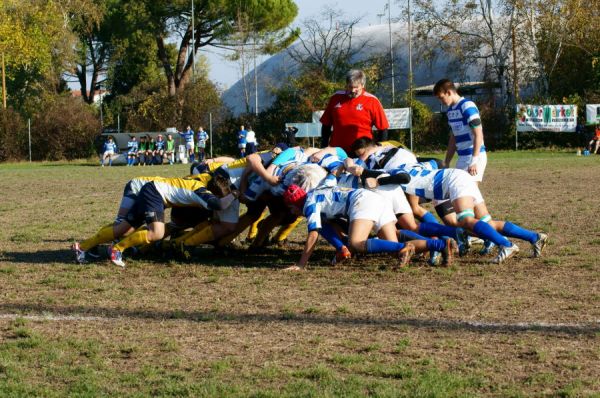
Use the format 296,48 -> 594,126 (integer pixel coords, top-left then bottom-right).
204,0 -> 391,89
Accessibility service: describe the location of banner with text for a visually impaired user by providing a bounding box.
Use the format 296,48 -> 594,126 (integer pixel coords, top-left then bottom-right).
516,104 -> 577,132
585,104 -> 600,125
312,108 -> 411,130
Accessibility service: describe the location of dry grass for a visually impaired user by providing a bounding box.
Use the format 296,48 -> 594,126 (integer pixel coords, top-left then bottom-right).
0,153 -> 599,397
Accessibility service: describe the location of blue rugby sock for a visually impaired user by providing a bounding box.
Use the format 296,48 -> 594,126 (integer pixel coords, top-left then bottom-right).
420,211 -> 439,224
473,221 -> 512,247
502,222 -> 538,243
399,229 -> 427,242
366,239 -> 405,254
320,223 -> 344,251
426,239 -> 446,252
418,222 -> 458,239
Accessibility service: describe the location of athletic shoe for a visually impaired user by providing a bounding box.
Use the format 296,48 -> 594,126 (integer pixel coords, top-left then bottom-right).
469,236 -> 484,245
397,243 -> 415,268
86,246 -> 101,259
109,244 -> 126,268
428,250 -> 442,266
455,228 -> 470,257
479,240 -> 496,255
331,245 -> 352,265
532,233 -> 548,258
72,242 -> 87,264
490,243 -> 519,264
441,238 -> 455,266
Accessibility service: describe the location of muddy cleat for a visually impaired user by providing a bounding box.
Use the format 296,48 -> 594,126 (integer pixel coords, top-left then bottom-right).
490,243 -> 519,264
479,240 -> 496,255
397,243 -> 416,268
441,238 -> 456,266
331,245 -> 352,265
428,250 -> 442,266
72,242 -> 87,264
455,228 -> 470,256
109,245 -> 126,268
468,236 -> 484,246
532,232 -> 548,258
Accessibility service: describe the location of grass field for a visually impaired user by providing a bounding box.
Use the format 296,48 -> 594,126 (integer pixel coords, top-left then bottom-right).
0,152 -> 599,397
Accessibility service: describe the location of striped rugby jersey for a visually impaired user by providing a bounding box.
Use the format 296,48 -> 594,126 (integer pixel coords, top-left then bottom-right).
364,146 -> 417,170
127,140 -> 138,153
152,177 -> 220,209
387,164 -> 459,201
446,98 -> 485,157
303,186 -> 357,232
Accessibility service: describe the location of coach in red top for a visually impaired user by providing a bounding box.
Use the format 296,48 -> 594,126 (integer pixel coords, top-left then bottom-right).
320,69 -> 389,152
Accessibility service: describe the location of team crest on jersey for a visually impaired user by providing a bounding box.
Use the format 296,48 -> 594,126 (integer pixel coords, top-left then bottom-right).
356,103 -> 363,111
334,102 -> 342,108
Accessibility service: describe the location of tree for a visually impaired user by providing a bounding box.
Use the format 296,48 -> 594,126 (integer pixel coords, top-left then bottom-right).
0,0 -> 77,108
141,0 -> 298,100
412,0 -> 518,106
515,0 -> 600,97
287,7 -> 370,83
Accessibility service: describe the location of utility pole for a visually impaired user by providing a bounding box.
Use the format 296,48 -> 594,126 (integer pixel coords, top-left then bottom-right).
1,52 -> 6,109
191,0 -> 195,78
387,0 -> 395,105
408,0 -> 414,151
253,37 -> 258,116
511,24 -> 519,104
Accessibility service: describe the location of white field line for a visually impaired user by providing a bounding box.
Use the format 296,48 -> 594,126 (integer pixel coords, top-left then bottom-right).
0,312 -> 598,335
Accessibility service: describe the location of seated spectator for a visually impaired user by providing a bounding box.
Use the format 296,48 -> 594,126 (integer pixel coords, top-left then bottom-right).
154,134 -> 166,165
101,136 -> 118,167
137,136 -> 148,166
126,136 -> 138,166
146,136 -> 156,165
165,134 -> 175,165
588,125 -> 600,154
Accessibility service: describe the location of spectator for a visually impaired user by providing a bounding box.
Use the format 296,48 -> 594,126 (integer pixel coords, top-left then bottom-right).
282,125 -> 298,146
146,136 -> 156,165
238,125 -> 247,157
588,125 -> 600,154
101,136 -> 118,167
320,69 -> 389,153
165,134 -> 175,165
126,136 -> 138,166
178,125 -> 195,162
196,126 -> 209,161
245,125 -> 258,155
137,136 -> 147,166
154,134 -> 166,165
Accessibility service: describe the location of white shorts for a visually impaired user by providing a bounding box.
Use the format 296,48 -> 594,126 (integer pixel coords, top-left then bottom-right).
238,143 -> 246,149
197,142 -> 206,149
215,199 -> 240,224
348,190 -> 396,231
373,185 -> 412,215
446,169 -> 484,205
456,151 -> 487,182
103,150 -> 115,157
185,142 -> 195,151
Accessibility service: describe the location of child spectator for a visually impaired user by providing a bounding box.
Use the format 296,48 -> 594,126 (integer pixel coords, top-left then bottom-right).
137,136 -> 147,166
154,134 -> 166,165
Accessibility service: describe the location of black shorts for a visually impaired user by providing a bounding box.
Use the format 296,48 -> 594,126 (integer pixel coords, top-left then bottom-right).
126,182 -> 165,227
170,206 -> 212,229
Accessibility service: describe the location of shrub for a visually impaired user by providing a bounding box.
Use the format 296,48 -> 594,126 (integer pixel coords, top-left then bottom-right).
29,95 -> 100,160
0,107 -> 28,161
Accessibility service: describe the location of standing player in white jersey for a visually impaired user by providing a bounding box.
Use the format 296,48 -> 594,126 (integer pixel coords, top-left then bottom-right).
434,79 -> 487,181
435,78 -> 493,253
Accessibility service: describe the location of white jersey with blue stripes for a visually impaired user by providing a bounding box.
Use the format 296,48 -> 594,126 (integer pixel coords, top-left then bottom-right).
303,187 -> 356,232
365,147 -> 417,170
446,97 -> 485,157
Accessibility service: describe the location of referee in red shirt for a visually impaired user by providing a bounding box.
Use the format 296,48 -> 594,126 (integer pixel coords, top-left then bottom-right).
320,69 -> 389,153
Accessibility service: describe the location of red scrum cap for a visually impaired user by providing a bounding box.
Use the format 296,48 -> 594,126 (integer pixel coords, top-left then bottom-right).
283,184 -> 307,209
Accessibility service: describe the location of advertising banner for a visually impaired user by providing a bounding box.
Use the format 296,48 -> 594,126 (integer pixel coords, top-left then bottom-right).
516,104 -> 577,132
585,104 -> 600,125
